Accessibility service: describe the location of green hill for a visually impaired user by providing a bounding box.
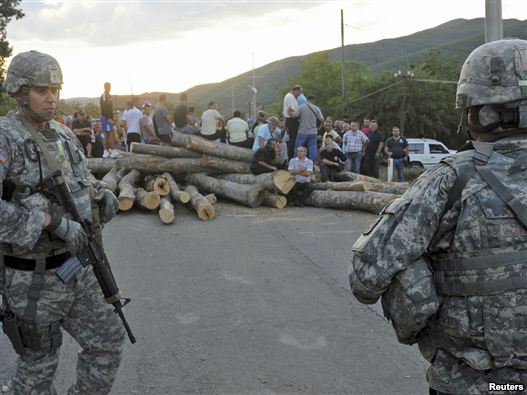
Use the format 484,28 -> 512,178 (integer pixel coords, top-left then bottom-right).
66,18 -> 527,115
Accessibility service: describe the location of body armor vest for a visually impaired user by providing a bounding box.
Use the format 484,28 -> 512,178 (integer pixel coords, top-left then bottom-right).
0,113 -> 93,258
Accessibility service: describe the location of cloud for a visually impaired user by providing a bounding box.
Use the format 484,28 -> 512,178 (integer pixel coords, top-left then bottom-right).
9,0 -> 322,47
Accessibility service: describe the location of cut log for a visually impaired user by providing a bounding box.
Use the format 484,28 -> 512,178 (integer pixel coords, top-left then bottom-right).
135,188 -> 161,210
87,158 -> 119,174
216,170 -> 295,194
184,185 -> 216,221
311,181 -> 366,192
263,192 -> 287,209
339,171 -> 410,187
130,142 -> 202,158
101,167 -> 127,193
305,190 -> 398,214
205,194 -> 217,205
158,197 -> 175,224
172,130 -> 254,163
117,170 -> 142,211
115,154 -> 251,174
144,176 -> 171,196
162,173 -> 190,204
362,181 -> 408,195
186,174 -> 265,208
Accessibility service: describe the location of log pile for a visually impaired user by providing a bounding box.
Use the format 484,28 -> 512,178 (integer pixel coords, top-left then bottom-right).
87,131 -> 410,223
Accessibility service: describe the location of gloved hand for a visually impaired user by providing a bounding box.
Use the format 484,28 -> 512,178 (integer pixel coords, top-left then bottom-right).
47,215 -> 88,255
95,188 -> 119,223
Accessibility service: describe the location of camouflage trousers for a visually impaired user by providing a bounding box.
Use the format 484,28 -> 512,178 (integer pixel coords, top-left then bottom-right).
3,264 -> 125,395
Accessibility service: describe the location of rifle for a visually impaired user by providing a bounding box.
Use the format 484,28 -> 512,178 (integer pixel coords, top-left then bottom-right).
49,170 -> 136,344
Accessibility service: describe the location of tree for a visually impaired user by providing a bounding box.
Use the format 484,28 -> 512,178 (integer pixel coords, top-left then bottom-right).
0,1 -> 24,115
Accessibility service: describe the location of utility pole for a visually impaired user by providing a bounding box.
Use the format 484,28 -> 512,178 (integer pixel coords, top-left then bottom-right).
246,53 -> 262,122
340,9 -> 345,98
394,70 -> 415,136
485,0 -> 503,43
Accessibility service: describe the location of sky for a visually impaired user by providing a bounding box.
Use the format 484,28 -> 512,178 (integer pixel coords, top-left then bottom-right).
6,0 -> 527,99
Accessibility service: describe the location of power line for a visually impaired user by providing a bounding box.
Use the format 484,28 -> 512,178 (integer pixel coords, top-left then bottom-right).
334,80 -> 402,110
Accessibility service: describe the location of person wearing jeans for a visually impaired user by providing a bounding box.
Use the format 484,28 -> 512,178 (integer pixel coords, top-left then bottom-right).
293,95 -> 323,162
342,121 -> 369,174
384,126 -> 408,182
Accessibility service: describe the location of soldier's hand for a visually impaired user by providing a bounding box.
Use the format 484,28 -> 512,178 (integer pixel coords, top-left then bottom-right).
46,215 -> 88,255
95,188 -> 119,223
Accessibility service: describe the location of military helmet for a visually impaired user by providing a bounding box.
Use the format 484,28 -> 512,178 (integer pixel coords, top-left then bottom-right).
4,50 -> 63,95
456,38 -> 527,134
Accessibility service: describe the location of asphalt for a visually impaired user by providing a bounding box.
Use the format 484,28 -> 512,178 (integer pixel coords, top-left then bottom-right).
1,203 -> 429,394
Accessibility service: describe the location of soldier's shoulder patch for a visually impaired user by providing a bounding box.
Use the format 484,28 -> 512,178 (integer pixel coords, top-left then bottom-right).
0,147 -> 8,163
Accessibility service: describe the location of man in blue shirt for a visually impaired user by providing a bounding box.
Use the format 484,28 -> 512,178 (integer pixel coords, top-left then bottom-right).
252,116 -> 279,151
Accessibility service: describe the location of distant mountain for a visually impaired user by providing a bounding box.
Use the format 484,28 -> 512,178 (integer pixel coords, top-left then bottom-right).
65,18 -> 526,115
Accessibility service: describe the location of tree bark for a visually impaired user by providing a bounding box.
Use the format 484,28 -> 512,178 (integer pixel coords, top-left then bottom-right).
87,158 -> 118,174
130,142 -> 201,158
171,130 -> 254,163
311,181 -> 366,191
216,170 -> 295,194
305,190 -> 396,213
101,167 -> 127,193
158,197 -> 175,224
115,154 -> 251,174
362,181 -> 407,195
162,172 -> 190,204
135,188 -> 161,210
184,185 -> 216,221
186,173 -> 265,208
263,192 -> 287,209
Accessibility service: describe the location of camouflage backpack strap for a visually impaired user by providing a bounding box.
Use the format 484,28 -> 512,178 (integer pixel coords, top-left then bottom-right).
428,142 -> 491,247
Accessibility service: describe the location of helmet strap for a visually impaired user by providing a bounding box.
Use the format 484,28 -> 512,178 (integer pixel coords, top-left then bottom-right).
16,87 -> 54,123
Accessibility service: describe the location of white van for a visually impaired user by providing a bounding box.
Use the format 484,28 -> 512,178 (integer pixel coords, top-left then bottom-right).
407,138 -> 457,169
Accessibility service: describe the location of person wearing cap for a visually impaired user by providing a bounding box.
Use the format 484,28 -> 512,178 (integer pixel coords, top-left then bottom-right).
283,85 -> 302,159
139,102 -> 163,145
71,110 -> 95,157
293,95 -> 323,162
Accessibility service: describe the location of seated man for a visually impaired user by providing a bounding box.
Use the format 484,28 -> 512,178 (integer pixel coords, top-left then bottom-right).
250,139 -> 286,175
252,116 -> 280,152
287,146 -> 313,207
319,137 -> 350,182
139,103 -> 164,145
226,110 -> 250,147
71,110 -> 94,157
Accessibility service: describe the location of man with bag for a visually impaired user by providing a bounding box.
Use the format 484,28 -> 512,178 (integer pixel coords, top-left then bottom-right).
349,38 -> 527,394
0,50 -> 125,394
294,95 -> 323,162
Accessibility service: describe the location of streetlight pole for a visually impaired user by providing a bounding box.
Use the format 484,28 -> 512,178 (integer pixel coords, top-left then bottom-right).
394,70 -> 415,136
485,0 -> 503,43
340,9 -> 345,98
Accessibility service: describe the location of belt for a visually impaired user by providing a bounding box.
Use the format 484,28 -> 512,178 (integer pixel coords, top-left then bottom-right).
3,252 -> 71,271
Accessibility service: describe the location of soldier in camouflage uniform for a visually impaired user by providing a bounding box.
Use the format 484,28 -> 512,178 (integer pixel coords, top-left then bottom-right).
349,38 -> 527,394
0,51 -> 125,394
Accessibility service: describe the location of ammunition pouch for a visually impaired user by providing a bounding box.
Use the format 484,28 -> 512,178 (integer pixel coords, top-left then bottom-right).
1,310 -> 62,355
381,257 -> 441,345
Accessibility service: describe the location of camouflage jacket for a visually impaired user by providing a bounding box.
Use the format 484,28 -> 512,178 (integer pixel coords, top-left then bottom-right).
0,111 -> 106,258
350,137 -> 527,393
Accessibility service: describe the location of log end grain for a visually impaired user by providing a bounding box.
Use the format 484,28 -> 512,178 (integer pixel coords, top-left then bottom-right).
272,170 -> 296,194
197,204 -> 216,221
118,198 -> 134,211
179,191 -> 191,204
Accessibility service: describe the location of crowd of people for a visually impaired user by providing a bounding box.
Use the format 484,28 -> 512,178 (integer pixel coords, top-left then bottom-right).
63,82 -> 409,204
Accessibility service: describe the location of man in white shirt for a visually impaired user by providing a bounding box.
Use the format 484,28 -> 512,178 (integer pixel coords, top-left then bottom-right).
226,110 -> 249,147
282,85 -> 301,159
200,101 -> 226,141
122,97 -> 143,151
287,146 -> 313,206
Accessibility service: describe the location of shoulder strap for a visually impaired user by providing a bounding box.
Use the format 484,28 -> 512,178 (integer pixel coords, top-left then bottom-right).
306,104 -> 321,120
476,164 -> 527,230
18,116 -> 62,176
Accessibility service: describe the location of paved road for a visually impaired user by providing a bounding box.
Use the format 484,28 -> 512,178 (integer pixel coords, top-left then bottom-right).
1,203 -> 428,394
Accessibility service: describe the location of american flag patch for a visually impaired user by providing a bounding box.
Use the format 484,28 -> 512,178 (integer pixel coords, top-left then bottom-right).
0,148 -> 7,163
